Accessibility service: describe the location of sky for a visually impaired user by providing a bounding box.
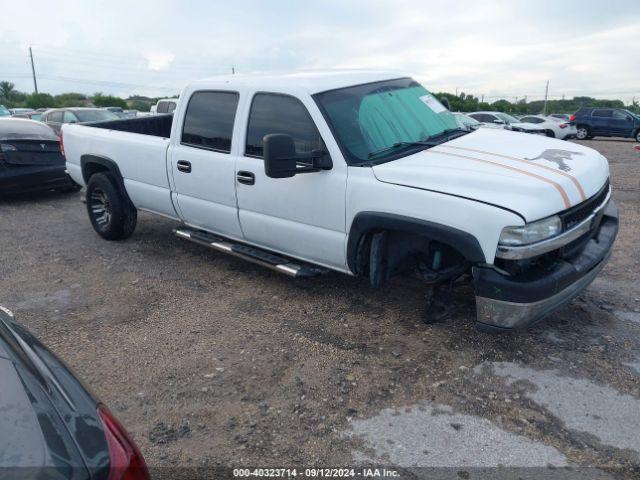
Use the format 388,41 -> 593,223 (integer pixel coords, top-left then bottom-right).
1,0 -> 639,103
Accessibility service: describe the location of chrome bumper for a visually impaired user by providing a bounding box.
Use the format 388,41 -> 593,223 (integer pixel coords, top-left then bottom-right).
474,201 -> 618,331
476,250 -> 611,330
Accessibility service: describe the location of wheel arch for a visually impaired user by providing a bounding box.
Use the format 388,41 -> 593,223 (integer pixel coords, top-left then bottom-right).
80,154 -> 123,184
346,212 -> 486,275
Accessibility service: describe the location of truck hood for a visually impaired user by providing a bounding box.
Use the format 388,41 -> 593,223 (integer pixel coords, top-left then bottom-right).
372,128 -> 609,222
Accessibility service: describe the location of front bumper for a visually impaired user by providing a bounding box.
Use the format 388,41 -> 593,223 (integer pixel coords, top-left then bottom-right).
473,201 -> 619,331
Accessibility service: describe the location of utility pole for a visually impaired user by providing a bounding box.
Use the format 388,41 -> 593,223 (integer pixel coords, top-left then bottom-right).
231,65 -> 235,75
543,80 -> 549,115
481,94 -> 484,103
29,46 -> 38,94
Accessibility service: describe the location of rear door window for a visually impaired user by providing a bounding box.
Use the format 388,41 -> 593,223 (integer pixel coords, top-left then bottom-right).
181,91 -> 239,153
48,111 -> 63,123
63,111 -> 78,123
592,109 -> 612,118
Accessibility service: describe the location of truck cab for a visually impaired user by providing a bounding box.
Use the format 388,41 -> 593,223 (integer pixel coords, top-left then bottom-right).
62,71 -> 618,332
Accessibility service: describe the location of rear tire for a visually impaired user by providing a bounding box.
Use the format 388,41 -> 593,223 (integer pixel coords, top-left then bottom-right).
545,130 -> 555,138
576,126 -> 590,140
86,172 -> 137,240
634,130 -> 640,142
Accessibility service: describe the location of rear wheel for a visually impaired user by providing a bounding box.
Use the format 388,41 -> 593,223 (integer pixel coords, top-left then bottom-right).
545,130 -> 555,138
86,172 -> 137,240
634,130 -> 640,142
576,126 -> 590,140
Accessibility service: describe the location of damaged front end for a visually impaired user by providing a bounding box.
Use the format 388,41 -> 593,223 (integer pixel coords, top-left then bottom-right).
473,183 -> 618,331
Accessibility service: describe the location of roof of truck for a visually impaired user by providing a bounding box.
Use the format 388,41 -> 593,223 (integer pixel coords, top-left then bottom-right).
189,70 -> 406,95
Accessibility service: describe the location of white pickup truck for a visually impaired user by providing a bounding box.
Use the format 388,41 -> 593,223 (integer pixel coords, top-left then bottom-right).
62,71 -> 618,331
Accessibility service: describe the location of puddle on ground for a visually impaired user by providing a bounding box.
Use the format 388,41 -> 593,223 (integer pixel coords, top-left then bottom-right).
614,310 -> 640,325
623,360 -> 640,377
484,362 -> 640,456
345,403 -> 568,467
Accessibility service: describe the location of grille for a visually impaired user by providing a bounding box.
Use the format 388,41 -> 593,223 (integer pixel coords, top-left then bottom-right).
559,179 -> 609,230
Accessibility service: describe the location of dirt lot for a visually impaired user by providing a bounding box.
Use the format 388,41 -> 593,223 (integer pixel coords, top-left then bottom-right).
1,138 -> 639,478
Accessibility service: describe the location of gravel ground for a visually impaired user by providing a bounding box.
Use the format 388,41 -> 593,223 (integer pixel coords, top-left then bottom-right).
0,138 -> 638,479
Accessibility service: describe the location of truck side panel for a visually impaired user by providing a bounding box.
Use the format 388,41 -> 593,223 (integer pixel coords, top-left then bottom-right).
63,124 -> 178,219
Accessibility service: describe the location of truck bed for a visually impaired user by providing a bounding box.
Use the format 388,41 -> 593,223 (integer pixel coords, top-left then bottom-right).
63,115 -> 178,219
89,113 -> 173,138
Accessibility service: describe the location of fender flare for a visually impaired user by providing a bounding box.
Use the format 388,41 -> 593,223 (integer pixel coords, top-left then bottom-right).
346,212 -> 486,274
80,154 -> 123,184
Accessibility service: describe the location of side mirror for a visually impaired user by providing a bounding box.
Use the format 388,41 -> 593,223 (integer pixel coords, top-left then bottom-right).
264,134 -> 298,178
264,133 -> 332,179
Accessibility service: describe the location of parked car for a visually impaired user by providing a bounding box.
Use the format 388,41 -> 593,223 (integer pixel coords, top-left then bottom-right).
9,108 -> 34,115
12,110 -> 43,121
0,118 -> 79,194
104,106 -> 125,117
572,107 -> 640,141
519,115 -> 577,140
151,98 -> 179,115
0,306 -> 150,480
453,112 -> 502,131
468,111 -> 546,134
0,105 -> 10,117
62,71 -> 617,332
41,108 -> 119,134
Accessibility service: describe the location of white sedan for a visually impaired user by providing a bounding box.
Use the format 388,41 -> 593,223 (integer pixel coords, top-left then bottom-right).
467,111 -> 546,135
519,115 -> 577,140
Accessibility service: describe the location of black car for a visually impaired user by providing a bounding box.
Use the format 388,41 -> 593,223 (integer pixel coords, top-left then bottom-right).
572,107 -> 640,141
41,108 -> 119,135
0,306 -> 149,480
0,118 -> 77,195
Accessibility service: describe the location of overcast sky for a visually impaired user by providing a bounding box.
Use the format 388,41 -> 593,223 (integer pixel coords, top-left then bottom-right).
2,0 -> 639,103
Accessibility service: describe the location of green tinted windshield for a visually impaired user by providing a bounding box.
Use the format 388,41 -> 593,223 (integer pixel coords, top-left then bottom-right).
314,78 -> 458,164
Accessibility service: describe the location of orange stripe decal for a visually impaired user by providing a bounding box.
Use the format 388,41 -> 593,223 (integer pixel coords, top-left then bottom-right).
438,144 -> 586,201
428,149 -> 571,209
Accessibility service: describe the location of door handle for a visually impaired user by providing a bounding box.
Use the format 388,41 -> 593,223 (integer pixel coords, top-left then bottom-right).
177,160 -> 191,173
237,171 -> 255,185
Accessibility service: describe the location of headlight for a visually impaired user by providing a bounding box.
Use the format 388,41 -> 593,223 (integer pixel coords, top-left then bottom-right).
499,215 -> 562,246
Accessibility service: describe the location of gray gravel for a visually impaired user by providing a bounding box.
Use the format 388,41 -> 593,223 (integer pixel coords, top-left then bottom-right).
0,138 -> 639,478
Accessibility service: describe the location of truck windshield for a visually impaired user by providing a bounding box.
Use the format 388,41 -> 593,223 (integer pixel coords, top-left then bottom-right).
314,78 -> 460,165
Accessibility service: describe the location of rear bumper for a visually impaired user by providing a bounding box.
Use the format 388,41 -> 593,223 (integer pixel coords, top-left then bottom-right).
0,166 -> 74,194
473,201 -> 619,331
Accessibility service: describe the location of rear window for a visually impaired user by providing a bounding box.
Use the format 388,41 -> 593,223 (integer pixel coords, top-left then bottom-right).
592,109 -> 611,118
157,100 -> 177,114
74,110 -> 119,122
181,91 -> 239,153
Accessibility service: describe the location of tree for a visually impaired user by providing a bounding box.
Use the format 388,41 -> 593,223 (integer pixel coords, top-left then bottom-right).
128,100 -> 151,112
25,93 -> 56,109
0,81 -> 15,100
55,92 -> 87,107
92,94 -> 127,109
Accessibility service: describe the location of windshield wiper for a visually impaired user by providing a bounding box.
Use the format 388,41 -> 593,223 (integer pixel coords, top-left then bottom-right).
367,140 -> 438,159
366,128 -> 470,159
423,127 -> 469,143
